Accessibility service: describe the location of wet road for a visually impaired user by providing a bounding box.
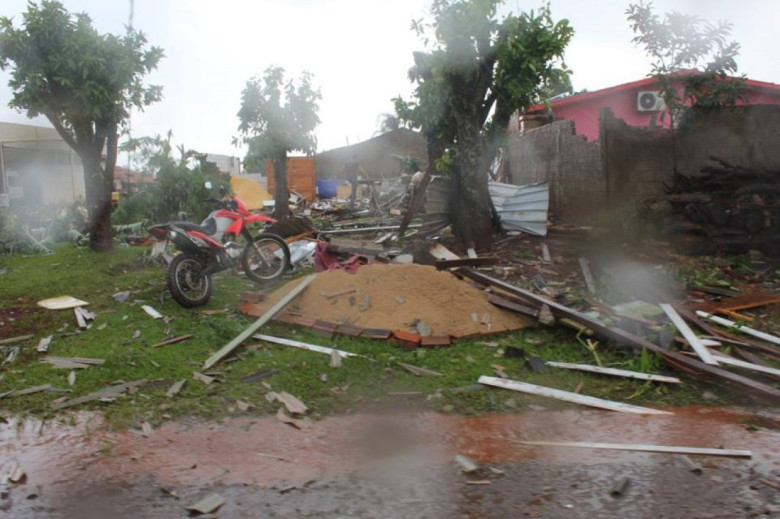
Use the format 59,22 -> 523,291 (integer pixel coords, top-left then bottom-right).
2,406 -> 778,518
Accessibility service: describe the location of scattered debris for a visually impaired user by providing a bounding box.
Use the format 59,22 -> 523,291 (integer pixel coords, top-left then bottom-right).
276,408 -> 306,429
42,356 -> 105,369
142,305 -> 164,319
680,455 -> 703,473
0,384 -> 53,399
152,334 -> 194,348
192,372 -> 215,385
253,333 -> 359,359
37,296 -> 88,310
454,454 -> 479,473
610,476 -> 631,497
520,440 -> 752,459
697,311 -> 780,347
398,362 -> 443,377
272,391 -> 308,415
479,376 -> 671,415
67,371 -> 76,386
660,304 -> 719,365
545,362 -> 681,384
526,357 -> 546,373
240,368 -> 278,384
185,493 -> 225,515
51,379 -> 146,409
36,336 -> 52,353
166,379 -> 186,397
0,334 -> 34,346
203,274 -> 316,369
579,257 -> 596,294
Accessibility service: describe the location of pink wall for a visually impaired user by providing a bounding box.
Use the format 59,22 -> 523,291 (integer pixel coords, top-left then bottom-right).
532,79 -> 780,142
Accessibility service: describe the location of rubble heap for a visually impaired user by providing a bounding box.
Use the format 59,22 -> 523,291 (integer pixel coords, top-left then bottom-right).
643,160 -> 780,257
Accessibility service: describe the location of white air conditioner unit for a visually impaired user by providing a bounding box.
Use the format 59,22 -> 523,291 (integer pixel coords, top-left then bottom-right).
637,91 -> 665,112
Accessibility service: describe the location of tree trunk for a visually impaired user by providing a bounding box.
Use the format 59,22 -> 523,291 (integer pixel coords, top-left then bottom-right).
451,121 -> 493,251
272,153 -> 290,220
82,149 -> 114,252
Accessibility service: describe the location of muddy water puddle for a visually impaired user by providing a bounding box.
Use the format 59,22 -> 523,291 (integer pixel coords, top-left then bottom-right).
2,405 -> 777,492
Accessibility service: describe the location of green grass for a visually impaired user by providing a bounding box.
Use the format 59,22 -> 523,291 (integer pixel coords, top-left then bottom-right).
0,245 -> 742,428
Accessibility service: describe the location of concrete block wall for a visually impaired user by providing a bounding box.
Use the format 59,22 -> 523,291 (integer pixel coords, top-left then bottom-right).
507,120 -> 603,223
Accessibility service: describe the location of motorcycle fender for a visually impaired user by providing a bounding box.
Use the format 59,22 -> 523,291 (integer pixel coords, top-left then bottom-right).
245,214 -> 277,224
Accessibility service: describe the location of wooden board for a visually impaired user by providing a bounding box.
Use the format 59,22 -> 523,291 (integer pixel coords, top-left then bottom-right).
203,275 -> 316,369
253,333 -> 358,358
659,304 -> 719,365
697,311 -> 780,347
478,376 -> 671,415
519,440 -> 752,459
689,292 -> 780,314
545,361 -> 681,384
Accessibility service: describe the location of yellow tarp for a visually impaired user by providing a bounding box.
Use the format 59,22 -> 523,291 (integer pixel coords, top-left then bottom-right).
230,176 -> 272,210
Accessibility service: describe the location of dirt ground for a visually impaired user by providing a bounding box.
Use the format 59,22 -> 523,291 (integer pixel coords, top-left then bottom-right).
2,405 -> 778,518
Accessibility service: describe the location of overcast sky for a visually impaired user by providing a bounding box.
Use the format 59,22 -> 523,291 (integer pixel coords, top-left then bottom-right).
1,0 -> 777,159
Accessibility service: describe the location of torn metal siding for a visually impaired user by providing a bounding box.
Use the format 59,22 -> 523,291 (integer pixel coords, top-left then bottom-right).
489,181 -> 549,236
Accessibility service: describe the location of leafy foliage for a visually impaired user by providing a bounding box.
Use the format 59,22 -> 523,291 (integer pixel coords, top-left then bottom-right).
235,66 -> 320,219
626,1 -> 746,127
0,0 -> 163,250
394,0 -> 572,248
113,133 -> 224,225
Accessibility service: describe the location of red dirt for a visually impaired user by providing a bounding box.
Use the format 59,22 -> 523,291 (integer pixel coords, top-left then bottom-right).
248,263 -> 534,337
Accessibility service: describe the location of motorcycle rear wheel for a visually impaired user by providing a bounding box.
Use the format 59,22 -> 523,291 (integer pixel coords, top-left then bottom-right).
166,253 -> 213,307
241,233 -> 290,283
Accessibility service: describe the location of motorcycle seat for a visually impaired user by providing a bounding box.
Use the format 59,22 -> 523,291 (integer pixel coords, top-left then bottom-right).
172,218 -> 217,236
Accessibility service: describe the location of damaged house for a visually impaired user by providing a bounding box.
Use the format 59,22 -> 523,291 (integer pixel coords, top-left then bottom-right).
504,76 -> 780,255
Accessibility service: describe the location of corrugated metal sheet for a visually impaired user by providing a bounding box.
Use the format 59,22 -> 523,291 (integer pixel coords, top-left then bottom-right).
489,181 -> 549,236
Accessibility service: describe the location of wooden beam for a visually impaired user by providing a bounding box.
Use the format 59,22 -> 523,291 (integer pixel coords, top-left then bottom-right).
203,274 -> 316,369
579,257 -> 596,294
478,376 -> 671,415
659,304 -> 719,365
545,361 -> 681,384
253,333 -> 359,358
519,440 -> 752,459
697,311 -> 780,347
711,354 -> 780,378
455,269 -> 780,400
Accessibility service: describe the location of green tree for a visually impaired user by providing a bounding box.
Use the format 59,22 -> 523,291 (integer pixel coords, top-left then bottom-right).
626,1 -> 745,127
0,0 -> 163,251
236,66 -> 320,220
114,132 -> 223,225
395,0 -> 572,249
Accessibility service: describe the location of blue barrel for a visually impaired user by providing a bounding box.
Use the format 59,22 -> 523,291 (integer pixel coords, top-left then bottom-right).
316,179 -> 340,198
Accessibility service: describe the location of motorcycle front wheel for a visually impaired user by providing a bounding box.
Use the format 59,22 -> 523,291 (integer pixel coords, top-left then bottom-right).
166,253 -> 213,307
241,233 -> 290,283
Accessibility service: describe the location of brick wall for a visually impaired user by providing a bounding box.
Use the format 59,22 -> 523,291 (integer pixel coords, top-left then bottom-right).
506,119 -> 603,223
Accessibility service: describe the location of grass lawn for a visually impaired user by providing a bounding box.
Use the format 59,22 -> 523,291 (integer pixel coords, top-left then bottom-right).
0,244 -> 741,429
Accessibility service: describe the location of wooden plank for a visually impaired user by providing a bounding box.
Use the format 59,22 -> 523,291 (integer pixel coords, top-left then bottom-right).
478,376 -> 671,415
659,304 -> 719,365
253,333 -> 359,358
36,336 -> 52,353
74,307 -> 88,329
203,274 -> 316,369
545,361 -> 681,384
0,334 -> 34,346
152,334 -> 194,348
0,384 -> 52,399
519,440 -> 752,459
487,294 -> 539,318
711,354 -> 780,377
690,292 -> 780,314
166,379 -> 186,397
541,243 -> 552,264
456,269 -> 780,398
398,362 -> 443,377
697,311 -> 780,346
186,493 -> 226,515
51,380 -> 146,409
579,257 -> 596,294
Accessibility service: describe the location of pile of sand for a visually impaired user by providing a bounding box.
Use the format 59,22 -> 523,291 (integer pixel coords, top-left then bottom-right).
247,264 -> 533,337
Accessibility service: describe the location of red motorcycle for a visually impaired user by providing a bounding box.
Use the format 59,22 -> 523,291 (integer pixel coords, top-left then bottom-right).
148,182 -> 290,307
